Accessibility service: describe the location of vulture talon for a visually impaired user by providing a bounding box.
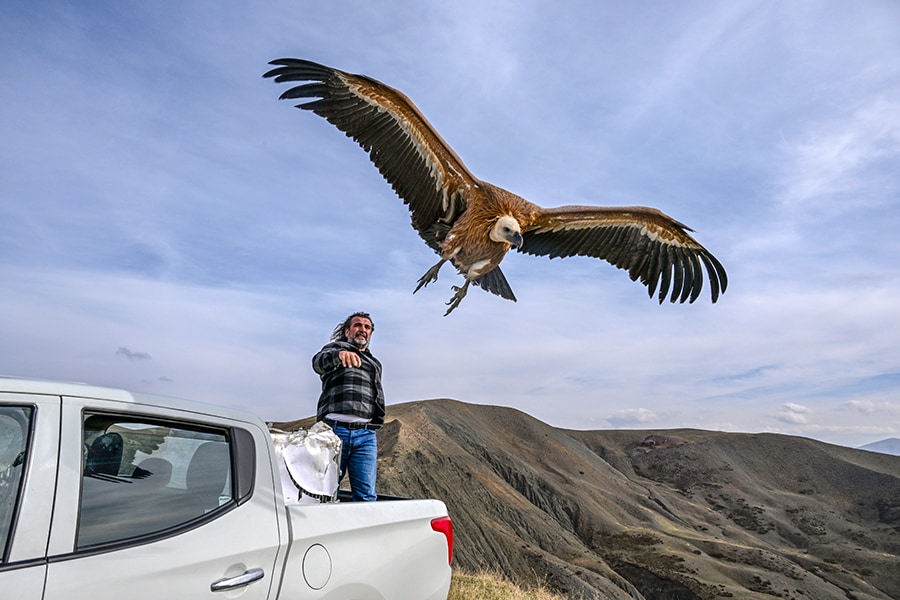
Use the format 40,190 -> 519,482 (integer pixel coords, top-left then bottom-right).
444,282 -> 470,316
414,259 -> 446,294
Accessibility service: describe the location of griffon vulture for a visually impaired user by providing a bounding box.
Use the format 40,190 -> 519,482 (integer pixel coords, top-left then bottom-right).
264,58 -> 727,315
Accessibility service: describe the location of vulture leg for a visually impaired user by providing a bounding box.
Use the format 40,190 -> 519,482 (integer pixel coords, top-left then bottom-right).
414,258 -> 448,293
444,280 -> 471,316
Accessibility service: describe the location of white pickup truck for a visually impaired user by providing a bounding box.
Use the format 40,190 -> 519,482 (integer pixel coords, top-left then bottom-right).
0,377 -> 453,599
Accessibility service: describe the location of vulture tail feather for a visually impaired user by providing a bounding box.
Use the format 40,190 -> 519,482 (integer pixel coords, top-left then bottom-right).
474,267 -> 516,301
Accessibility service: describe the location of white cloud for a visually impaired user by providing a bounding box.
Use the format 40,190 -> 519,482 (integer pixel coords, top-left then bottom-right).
607,408 -> 658,428
616,1 -> 764,127
775,403 -> 811,425
777,95 -> 900,214
841,399 -> 900,415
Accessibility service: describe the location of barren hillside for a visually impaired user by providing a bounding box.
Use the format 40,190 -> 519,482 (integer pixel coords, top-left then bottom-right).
274,399 -> 900,599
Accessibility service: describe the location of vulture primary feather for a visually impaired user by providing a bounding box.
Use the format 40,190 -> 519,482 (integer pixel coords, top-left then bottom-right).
264,58 -> 727,315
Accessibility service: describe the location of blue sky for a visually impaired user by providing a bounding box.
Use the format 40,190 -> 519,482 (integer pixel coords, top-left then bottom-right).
2,1 -> 899,448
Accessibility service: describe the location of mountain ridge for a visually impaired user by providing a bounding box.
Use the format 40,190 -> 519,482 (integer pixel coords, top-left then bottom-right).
273,399 -> 900,599
858,437 -> 900,456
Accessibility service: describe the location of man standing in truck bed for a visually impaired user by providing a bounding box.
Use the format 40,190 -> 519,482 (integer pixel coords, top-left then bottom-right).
313,311 -> 385,501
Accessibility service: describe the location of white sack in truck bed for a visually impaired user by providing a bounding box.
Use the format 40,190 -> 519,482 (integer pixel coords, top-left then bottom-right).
271,421 -> 341,504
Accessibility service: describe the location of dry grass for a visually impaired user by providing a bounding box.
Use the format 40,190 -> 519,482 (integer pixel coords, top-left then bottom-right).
449,569 -> 566,600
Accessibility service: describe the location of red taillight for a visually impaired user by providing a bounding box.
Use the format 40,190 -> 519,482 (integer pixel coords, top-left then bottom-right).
431,516 -> 453,565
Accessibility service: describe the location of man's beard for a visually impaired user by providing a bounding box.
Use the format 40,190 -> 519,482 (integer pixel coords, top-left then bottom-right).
349,335 -> 368,350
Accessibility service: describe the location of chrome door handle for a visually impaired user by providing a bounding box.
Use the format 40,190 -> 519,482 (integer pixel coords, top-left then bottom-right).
211,568 -> 265,592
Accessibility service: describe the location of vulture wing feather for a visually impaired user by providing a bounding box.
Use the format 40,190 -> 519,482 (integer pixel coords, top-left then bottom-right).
264,58 -> 480,243
521,205 -> 727,303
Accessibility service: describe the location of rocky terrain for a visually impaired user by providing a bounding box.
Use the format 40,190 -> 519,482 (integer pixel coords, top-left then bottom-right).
274,399 -> 900,599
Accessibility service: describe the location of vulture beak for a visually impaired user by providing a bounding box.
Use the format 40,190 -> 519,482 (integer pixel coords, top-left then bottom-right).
509,230 -> 524,249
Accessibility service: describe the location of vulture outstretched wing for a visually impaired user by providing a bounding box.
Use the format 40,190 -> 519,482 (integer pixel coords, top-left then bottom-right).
263,58 -> 477,243
521,205 -> 727,303
265,58 -> 728,312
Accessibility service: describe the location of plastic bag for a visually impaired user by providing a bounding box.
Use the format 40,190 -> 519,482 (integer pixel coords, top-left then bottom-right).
271,421 -> 342,504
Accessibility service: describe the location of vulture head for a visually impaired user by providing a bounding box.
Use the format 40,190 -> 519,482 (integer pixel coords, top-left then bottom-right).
490,215 -> 524,249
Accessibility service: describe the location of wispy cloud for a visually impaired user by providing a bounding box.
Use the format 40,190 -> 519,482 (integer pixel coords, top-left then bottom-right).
841,399 -> 900,416
607,408 -> 658,428
777,94 -> 900,215
775,403 -> 811,425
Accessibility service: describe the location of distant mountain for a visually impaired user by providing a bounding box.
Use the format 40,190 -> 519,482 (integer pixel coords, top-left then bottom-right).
274,400 -> 900,599
858,438 -> 900,456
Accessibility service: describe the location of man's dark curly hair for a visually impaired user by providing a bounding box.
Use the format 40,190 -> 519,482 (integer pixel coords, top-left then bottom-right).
330,311 -> 375,342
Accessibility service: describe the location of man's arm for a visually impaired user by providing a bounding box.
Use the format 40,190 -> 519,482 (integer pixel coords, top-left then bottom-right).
313,342 -> 363,374
312,343 -> 342,375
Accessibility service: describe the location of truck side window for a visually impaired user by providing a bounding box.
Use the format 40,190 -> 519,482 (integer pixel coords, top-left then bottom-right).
78,413 -> 234,549
0,407 -> 32,562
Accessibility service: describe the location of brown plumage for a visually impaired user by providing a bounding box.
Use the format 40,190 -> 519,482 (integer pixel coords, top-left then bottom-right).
264,58 -> 727,315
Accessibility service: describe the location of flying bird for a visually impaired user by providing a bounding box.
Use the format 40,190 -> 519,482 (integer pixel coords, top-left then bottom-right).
264,58 -> 727,315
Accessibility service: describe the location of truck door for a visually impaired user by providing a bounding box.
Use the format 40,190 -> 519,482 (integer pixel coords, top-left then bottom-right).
0,394 -> 61,600
43,400 -> 283,600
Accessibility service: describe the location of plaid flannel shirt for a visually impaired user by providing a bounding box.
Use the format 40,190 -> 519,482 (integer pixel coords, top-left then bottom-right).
312,341 -> 385,426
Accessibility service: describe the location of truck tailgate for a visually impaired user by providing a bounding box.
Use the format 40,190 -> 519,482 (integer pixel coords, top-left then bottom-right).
278,499 -> 452,599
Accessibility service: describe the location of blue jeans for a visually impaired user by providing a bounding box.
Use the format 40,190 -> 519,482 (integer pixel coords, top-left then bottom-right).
332,426 -> 378,501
